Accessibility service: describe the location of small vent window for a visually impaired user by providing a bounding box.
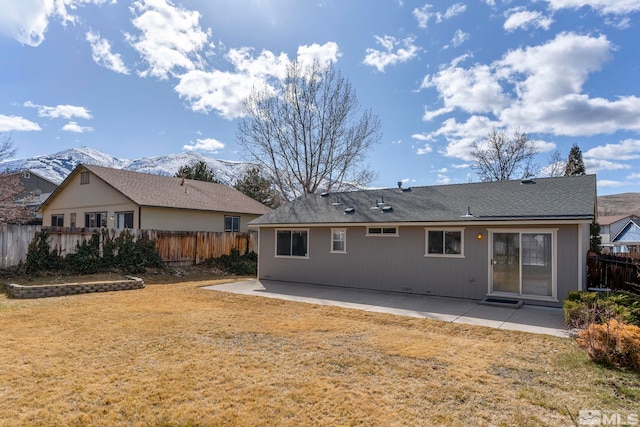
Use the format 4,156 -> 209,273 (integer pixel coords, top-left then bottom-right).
80,171 -> 90,185
367,227 -> 398,236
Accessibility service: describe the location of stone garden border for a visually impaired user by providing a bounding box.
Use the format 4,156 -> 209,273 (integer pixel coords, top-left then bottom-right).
6,276 -> 144,299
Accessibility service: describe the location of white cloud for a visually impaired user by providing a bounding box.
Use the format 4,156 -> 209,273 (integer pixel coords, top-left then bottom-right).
584,139 -> 640,160
628,173 -> 640,180
584,158 -> 631,173
86,30 -> 130,74
363,35 -> 420,72
531,139 -> 556,153
174,69 -> 269,119
546,0 -> 640,15
126,0 -> 212,80
416,144 -> 433,155
411,133 -> 432,141
436,174 -> 451,184
436,3 -> 466,22
175,42 -> 341,119
450,29 -> 470,48
423,32 -> 640,163
437,167 -> 448,173
413,4 -> 433,28
62,121 -> 93,133
183,137 -> 225,152
0,114 -> 41,131
24,101 -> 92,119
226,47 -> 289,79
297,42 -> 341,69
0,0 -> 110,47
421,57 -> 508,117
598,179 -> 630,188
504,8 -> 554,32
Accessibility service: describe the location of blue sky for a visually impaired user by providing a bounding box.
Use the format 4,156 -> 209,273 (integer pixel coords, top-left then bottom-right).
1,0 -> 639,196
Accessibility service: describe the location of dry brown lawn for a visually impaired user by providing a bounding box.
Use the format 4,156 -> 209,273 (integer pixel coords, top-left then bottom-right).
1,274 -> 638,426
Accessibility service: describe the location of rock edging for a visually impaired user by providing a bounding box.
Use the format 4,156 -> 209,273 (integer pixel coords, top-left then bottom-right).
6,276 -> 145,299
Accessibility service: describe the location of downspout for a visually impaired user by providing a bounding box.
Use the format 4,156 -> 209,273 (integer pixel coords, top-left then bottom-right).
138,206 -> 142,229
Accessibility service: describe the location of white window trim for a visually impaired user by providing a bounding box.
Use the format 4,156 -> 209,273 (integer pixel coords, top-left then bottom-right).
366,226 -> 399,237
424,227 -> 465,258
274,228 -> 310,259
487,228 -> 558,302
330,228 -> 347,254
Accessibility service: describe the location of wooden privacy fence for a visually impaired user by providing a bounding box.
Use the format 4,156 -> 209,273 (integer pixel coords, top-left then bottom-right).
0,225 -> 258,268
0,224 -> 42,269
586,251 -> 640,294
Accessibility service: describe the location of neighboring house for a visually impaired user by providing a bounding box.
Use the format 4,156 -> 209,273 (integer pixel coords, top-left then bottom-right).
599,215 -> 640,254
39,164 -> 272,232
6,170 -> 58,224
249,175 -> 597,307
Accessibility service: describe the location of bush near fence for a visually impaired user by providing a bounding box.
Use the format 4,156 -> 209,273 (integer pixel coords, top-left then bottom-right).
0,225 -> 257,268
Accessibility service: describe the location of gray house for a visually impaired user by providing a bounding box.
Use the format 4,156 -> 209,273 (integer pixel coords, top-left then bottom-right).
250,175 -> 597,307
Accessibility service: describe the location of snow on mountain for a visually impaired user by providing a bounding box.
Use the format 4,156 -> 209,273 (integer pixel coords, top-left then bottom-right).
0,147 -> 255,186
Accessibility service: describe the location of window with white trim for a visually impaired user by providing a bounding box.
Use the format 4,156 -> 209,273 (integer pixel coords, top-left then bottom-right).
51,214 -> 64,227
366,226 -> 398,236
85,211 -> 108,228
224,216 -> 240,232
276,229 -> 308,257
331,228 -> 346,253
70,213 -> 76,228
115,211 -> 134,229
426,228 -> 464,257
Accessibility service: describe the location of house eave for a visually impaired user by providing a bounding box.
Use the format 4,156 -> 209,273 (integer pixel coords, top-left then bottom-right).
249,217 -> 594,228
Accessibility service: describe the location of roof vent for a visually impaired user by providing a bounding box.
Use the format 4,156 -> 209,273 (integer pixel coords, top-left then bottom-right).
344,207 -> 355,214
521,178 -> 535,184
461,206 -> 474,218
401,187 -> 412,192
371,199 -> 380,210
320,192 -> 330,197
332,197 -> 341,206
382,205 -> 393,213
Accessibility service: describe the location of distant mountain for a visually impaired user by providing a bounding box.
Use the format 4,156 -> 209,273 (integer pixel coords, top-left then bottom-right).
598,192 -> 640,217
0,147 -> 255,186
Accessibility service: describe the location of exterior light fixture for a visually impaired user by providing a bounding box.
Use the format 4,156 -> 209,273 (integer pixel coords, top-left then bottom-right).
477,232 -> 483,240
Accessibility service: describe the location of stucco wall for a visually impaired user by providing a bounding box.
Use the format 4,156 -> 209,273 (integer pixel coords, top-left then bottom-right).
41,171 -> 136,227
140,207 -> 260,232
257,223 -> 584,307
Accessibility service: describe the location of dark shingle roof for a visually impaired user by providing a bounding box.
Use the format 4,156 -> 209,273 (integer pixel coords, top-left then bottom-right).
250,175 -> 596,225
45,164 -> 272,215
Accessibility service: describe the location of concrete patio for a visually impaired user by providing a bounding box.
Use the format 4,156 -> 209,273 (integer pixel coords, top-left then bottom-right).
205,279 -> 569,338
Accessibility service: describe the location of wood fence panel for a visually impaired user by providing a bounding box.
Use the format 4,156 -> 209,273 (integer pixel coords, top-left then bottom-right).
586,251 -> 640,294
0,226 -> 258,268
0,224 -> 41,269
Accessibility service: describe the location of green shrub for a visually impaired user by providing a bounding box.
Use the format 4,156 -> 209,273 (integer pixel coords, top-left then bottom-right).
24,228 -> 164,276
209,249 -> 257,275
64,232 -> 102,274
564,291 -> 640,328
25,229 -> 63,274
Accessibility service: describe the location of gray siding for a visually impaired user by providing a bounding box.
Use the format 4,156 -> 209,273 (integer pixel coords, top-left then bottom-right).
258,224 -> 583,307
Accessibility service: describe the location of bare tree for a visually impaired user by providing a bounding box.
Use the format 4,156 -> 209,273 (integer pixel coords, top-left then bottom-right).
0,133 -> 32,224
471,128 -> 538,181
237,60 -> 382,201
545,150 -> 565,177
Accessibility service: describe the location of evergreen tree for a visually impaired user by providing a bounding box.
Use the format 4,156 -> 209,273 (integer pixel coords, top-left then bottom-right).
564,144 -> 586,176
233,167 -> 280,208
175,160 -> 219,183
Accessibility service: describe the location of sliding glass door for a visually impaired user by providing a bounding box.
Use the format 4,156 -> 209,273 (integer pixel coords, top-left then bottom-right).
491,231 -> 555,299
